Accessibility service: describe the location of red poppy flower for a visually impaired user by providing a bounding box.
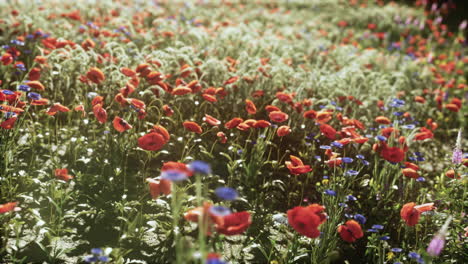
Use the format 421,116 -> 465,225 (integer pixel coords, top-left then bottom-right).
414,127 -> 433,141
46,103 -> 70,116
400,202 -> 434,226
151,125 -> 170,143
55,168 -> 73,181
223,76 -> 238,85
183,121 -> 203,134
0,117 -> 17,129
120,83 -> 135,97
92,104 -> 107,124
138,132 -> 166,151
138,109 -> 147,120
253,120 -> 271,128
277,125 -> 291,137
265,105 -> 281,112
204,114 -> 221,126
251,90 -> 264,98
91,96 -> 104,106
74,104 -> 86,117
375,116 -> 391,125
225,117 -> 243,129
285,155 -> 312,175
245,99 -> 257,115
130,98 -> 145,110
216,211 -> 252,236
184,202 -> 222,236
269,111 -> 288,123
217,132 -> 227,143
451,98 -> 461,109
172,86 -> 192,95
25,81 -> 45,91
287,204 -> 327,238
1,53 -> 13,65
113,116 -> 132,132
161,161 -> 193,177
120,67 -> 137,77
316,111 -> 332,123
303,110 -> 317,119
338,220 -> 364,243
0,202 -> 18,214
162,105 -> 174,116
28,67 -> 41,81
136,63 -> 151,77
381,127 -> 398,139
444,103 -> 459,112
146,178 -> 171,199
445,169 -> 460,179
414,96 -> 426,103
320,124 -> 336,140
402,168 -> 418,179
275,92 -> 294,103
380,143 -> 405,163
31,98 -> 49,106
86,67 -> 105,84
202,94 -> 217,102
237,120 -> 254,131
404,162 -> 419,171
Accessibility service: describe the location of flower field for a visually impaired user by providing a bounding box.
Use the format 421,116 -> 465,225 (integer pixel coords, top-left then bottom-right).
0,0 -> 467,263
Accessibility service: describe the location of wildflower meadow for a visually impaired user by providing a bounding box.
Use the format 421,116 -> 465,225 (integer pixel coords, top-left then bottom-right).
0,0 -> 467,263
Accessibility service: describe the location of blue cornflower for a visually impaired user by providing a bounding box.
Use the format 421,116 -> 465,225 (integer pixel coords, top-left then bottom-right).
27,92 -> 41,100
91,248 -> 103,255
16,63 -> 26,71
416,177 -> 425,182
1,90 -> 15,95
361,160 -> 370,166
402,124 -> 416,129
331,141 -> 343,148
379,236 -> 390,240
389,98 -> 405,108
18,84 -> 31,92
215,187 -> 238,201
319,145 -> 331,149
391,248 -> 403,253
393,112 -> 404,116
342,157 -> 353,163
188,161 -> 211,174
84,248 -> 109,263
206,259 -> 227,264
408,252 -> 421,259
356,154 -> 365,159
338,203 -> 348,208
372,224 -> 384,230
367,229 -> 378,233
354,214 -> 366,224
346,195 -> 357,201
376,135 -> 387,141
209,206 -> 231,217
345,170 -> 359,176
161,170 -> 188,182
10,39 -> 25,46
324,189 -> 336,196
